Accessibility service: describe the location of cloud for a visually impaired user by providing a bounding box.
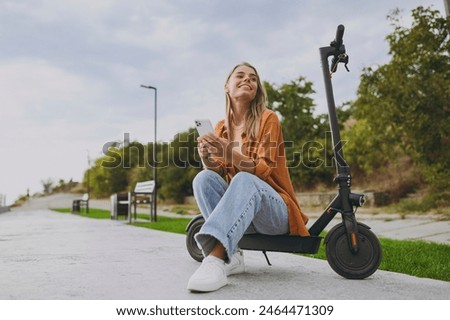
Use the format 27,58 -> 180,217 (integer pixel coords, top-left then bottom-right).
0,0 -> 447,205
0,0 -> 115,24
0,58 -> 108,123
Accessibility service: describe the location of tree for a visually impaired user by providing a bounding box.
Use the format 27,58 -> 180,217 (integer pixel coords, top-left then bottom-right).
347,6 -> 450,192
157,128 -> 201,202
265,77 -> 335,189
84,128 -> 202,201
41,178 -> 54,195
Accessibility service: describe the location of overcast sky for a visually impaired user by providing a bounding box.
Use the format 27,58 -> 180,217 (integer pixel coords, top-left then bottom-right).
0,0 -> 446,205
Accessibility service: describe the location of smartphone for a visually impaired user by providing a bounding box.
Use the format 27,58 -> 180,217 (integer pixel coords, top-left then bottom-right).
195,119 -> 214,136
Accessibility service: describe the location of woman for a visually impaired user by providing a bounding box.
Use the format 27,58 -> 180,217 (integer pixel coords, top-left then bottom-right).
188,62 -> 309,292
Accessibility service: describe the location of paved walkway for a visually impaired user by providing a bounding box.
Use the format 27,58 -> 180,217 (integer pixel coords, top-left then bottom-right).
0,194 -> 449,299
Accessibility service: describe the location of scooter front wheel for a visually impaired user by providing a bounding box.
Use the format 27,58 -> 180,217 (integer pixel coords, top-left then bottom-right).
325,222 -> 382,279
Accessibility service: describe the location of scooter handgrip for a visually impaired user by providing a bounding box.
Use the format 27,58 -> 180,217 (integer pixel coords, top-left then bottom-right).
334,24 -> 345,47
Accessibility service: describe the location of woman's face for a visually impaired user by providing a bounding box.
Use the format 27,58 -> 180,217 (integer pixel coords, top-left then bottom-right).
225,65 -> 258,103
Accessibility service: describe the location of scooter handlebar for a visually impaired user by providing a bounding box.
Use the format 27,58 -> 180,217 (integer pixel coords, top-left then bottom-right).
329,24 -> 349,73
333,24 -> 345,48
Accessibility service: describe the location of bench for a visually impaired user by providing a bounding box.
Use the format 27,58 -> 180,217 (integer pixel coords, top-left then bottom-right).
72,193 -> 89,213
130,180 -> 155,222
112,181 -> 155,222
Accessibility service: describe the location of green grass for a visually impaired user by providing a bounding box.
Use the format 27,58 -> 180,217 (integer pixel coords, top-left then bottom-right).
52,208 -> 449,282
132,214 -> 190,234
52,207 -> 112,219
52,208 -> 191,234
377,238 -> 449,281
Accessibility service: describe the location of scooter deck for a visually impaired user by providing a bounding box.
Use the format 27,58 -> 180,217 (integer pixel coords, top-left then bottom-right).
238,234 -> 322,254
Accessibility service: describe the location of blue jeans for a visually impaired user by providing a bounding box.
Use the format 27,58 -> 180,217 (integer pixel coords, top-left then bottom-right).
193,170 -> 289,261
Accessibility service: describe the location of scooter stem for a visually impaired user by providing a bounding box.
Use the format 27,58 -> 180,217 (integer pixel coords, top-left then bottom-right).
319,46 -> 350,176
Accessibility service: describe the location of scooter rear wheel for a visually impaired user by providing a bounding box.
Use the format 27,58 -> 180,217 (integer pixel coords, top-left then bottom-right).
186,217 -> 205,262
325,223 -> 382,279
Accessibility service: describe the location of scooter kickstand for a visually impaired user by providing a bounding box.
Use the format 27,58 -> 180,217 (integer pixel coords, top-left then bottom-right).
262,250 -> 272,266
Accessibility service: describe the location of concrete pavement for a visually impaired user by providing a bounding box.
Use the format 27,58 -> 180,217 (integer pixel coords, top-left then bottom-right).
0,194 -> 449,299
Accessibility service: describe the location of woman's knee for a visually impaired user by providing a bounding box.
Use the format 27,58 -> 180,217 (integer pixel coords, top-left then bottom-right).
193,170 -> 213,186
229,172 -> 259,188
193,170 -> 224,191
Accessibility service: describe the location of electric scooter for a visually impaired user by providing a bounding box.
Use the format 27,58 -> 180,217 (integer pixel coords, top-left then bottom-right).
185,25 -> 382,279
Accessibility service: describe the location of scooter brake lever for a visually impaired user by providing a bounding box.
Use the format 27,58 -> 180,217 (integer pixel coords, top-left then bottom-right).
343,54 -> 350,72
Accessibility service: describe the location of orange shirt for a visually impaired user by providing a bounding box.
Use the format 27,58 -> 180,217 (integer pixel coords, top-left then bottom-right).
214,109 -> 309,236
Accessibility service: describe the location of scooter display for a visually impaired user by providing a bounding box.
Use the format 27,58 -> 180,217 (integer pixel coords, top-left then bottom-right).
185,25 -> 382,279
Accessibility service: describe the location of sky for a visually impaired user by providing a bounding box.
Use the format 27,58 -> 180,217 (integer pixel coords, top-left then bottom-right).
0,0 -> 446,205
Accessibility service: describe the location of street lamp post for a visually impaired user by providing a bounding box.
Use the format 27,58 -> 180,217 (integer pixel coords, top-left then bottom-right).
140,85 -> 157,222
86,150 -> 91,214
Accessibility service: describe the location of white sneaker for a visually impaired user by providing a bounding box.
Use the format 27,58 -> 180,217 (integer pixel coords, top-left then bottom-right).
187,255 -> 228,292
225,250 -> 245,276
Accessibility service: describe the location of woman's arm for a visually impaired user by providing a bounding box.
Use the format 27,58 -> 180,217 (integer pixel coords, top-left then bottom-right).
228,148 -> 256,174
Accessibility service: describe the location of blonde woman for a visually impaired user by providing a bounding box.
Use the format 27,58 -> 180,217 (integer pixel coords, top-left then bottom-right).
188,62 -> 309,292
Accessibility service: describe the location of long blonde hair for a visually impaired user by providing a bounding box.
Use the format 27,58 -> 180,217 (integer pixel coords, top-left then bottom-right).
224,62 -> 267,140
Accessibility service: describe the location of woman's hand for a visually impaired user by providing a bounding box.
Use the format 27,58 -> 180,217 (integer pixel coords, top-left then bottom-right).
197,133 -> 229,162
197,133 -> 228,173
197,133 -> 256,174
197,135 -> 210,159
